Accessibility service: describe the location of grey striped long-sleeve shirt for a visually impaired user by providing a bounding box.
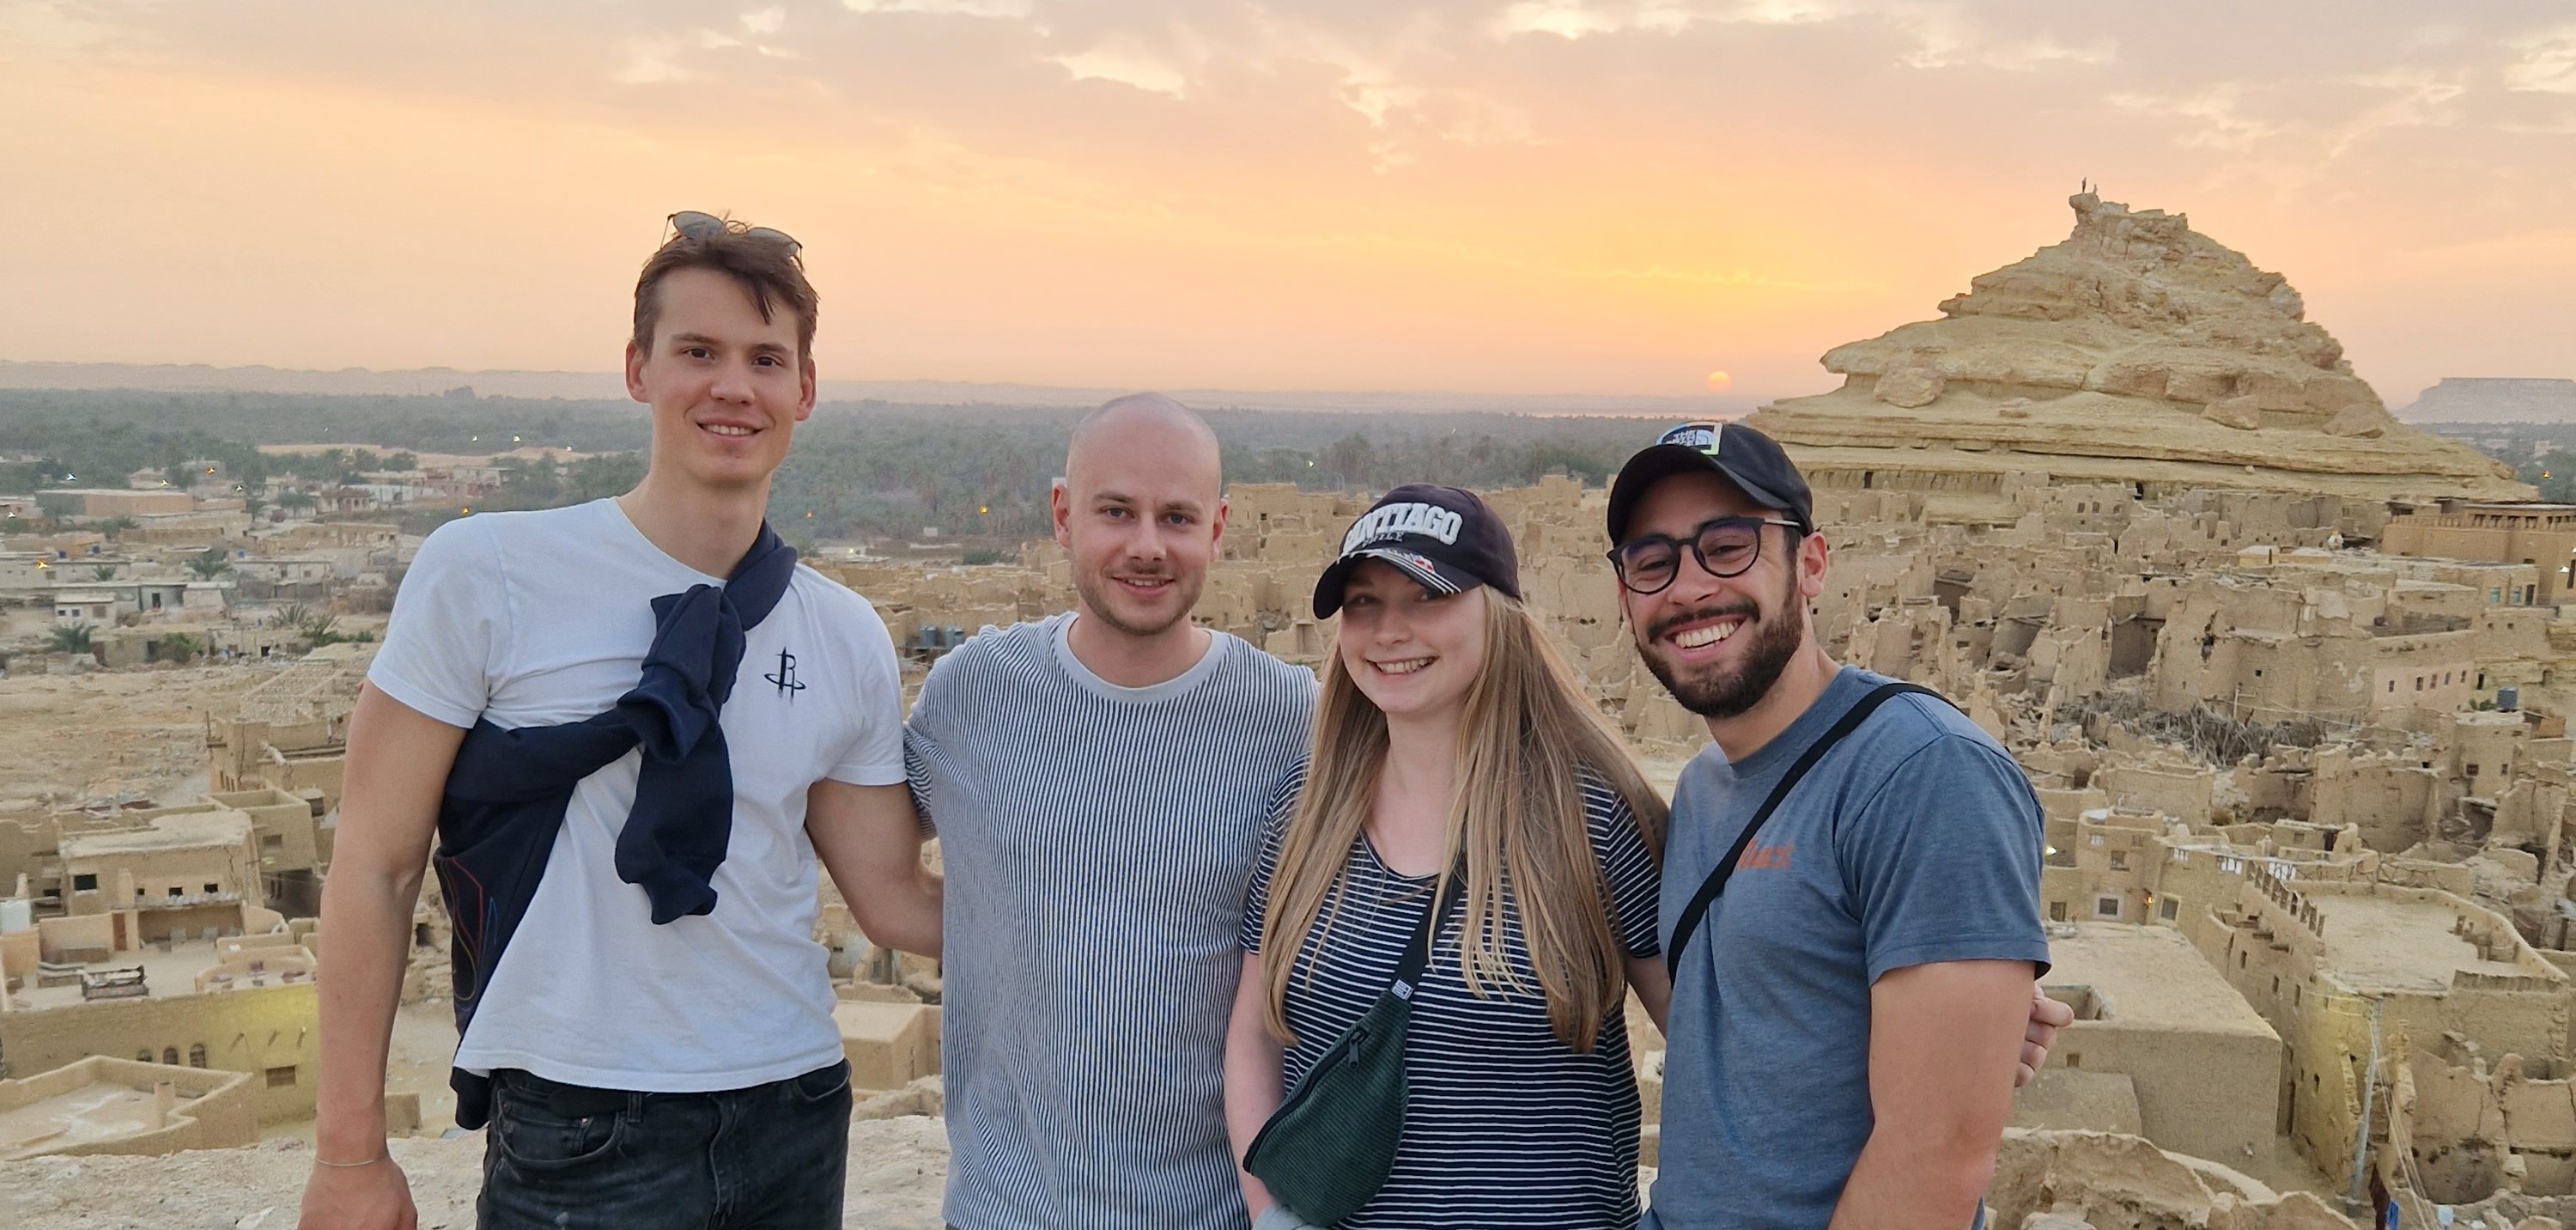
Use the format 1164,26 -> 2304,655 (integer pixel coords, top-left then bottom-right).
906,613 -> 1318,1230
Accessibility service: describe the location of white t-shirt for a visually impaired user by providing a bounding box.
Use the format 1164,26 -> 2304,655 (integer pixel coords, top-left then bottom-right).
368,498 -> 904,1093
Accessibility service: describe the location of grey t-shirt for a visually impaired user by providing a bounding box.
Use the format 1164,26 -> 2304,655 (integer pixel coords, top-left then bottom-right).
905,613 -> 1318,1230
1644,667 -> 2049,1230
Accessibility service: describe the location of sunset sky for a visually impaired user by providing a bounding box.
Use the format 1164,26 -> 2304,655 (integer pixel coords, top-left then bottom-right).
3,1 -> 2572,403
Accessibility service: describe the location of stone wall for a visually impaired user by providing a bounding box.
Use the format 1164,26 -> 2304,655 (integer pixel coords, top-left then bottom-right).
0,980 -> 318,1124
2048,1015 -> 2283,1166
0,1055 -> 256,1159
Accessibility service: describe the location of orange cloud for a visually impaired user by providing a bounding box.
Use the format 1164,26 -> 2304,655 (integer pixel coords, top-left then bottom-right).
0,2 -> 2568,403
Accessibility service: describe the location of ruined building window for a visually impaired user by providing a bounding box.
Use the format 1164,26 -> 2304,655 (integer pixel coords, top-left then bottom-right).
162,1048 -> 179,1065
2160,898 -> 2180,921
2048,901 -> 2067,922
2272,976 -> 2280,996
72,874 -> 97,892
2095,897 -> 2121,918
204,883 -> 219,895
2109,850 -> 2128,870
266,1067 -> 299,1088
188,1044 -> 206,1068
2293,985 -> 2301,1006
137,1050 -> 154,1063
167,886 -> 183,898
2239,951 -> 2248,969
2388,682 -> 2397,693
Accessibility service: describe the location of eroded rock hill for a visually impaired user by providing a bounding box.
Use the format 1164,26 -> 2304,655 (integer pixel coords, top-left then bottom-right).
1745,193 -> 2531,515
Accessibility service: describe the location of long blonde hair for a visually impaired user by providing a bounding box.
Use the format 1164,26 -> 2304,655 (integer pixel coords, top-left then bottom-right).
1260,589 -> 1668,1052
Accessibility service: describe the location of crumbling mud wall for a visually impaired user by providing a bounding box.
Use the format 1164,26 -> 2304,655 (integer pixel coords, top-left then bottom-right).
1987,1130 -> 2357,1230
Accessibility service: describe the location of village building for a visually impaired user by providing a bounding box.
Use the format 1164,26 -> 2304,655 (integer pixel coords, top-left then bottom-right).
2382,502 -> 2576,605
2192,874 -> 2572,1184
0,1054 -> 256,1160
31,490 -> 196,521
2026,923 -> 2286,1170
56,809 -> 264,944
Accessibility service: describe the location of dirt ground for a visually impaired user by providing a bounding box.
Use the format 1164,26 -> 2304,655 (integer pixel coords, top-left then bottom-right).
0,661 -> 278,809
0,1115 -> 952,1229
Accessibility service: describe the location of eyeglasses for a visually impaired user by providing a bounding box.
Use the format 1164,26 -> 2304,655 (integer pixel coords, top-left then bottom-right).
1607,515 -> 1806,595
668,211 -> 800,255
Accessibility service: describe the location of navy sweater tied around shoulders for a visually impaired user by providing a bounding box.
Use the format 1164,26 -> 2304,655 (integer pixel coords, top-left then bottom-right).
430,524 -> 798,1129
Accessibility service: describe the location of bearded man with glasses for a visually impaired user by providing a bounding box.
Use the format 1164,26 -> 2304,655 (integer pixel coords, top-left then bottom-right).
1607,422 -> 2063,1230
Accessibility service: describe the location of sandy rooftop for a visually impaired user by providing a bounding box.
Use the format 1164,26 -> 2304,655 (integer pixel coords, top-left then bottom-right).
0,1083 -> 204,1160
2043,924 -> 2276,1036
2310,893 -> 2530,994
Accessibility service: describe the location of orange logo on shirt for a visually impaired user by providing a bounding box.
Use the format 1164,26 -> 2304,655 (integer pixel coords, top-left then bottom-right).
1737,843 -> 1793,871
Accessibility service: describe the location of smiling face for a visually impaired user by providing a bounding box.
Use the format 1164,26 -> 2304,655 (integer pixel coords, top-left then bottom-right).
624,265 -> 817,494
1619,469 -> 1824,719
1337,560 -> 1489,724
1053,396 -> 1226,639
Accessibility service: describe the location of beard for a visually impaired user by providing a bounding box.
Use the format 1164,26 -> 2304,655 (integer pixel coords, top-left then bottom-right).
1072,564 -> 1205,639
1640,565 -> 1806,720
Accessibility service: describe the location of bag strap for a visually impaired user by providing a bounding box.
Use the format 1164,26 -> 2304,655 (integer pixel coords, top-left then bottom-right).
1664,682 -> 1945,981
1389,874 -> 1461,1001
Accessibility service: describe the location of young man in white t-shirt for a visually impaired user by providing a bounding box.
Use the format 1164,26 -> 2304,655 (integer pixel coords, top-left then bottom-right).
298,216 -> 940,1230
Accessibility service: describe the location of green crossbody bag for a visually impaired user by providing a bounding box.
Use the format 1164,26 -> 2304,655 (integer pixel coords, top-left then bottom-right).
1243,877 -> 1455,1227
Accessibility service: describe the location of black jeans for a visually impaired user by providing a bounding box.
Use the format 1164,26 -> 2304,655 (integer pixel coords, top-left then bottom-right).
478,1060 -> 852,1230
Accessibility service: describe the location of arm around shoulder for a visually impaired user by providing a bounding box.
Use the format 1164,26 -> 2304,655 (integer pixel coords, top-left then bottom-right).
807,781 -> 941,958
805,589 -> 943,956
1830,729 -> 2051,1229
1827,958 -> 2037,1230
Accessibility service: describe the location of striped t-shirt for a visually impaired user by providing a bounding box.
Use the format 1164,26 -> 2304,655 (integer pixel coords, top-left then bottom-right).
905,613 -> 1319,1230
1242,765 -> 1662,1229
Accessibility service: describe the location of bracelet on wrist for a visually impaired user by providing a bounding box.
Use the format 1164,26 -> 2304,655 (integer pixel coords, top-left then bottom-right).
314,1152 -> 386,1169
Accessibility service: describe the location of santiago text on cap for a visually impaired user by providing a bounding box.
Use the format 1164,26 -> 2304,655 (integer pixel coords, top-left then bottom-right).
1341,502 -> 1464,554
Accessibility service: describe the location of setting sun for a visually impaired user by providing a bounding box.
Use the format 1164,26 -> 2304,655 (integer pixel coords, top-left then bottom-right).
1705,370 -> 1733,393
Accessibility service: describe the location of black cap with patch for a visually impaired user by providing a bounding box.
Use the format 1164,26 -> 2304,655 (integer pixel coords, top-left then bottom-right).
1606,421 -> 1814,545
1314,484 -> 1522,618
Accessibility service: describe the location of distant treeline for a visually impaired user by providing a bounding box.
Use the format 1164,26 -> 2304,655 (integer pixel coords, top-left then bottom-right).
2429,423 -> 2576,503
0,389 -> 1670,544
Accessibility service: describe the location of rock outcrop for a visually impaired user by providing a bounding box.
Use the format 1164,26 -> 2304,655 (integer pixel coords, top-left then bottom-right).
1989,1130 -> 2360,1230
1744,194 -> 2533,520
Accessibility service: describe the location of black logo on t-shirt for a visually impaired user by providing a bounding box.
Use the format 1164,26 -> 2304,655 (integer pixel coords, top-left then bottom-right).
765,648 -> 805,697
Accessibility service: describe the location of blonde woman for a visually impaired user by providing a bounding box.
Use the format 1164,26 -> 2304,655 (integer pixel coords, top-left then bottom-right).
1223,484 -> 1672,1229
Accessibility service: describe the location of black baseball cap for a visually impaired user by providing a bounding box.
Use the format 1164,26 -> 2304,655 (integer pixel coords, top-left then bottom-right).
1606,421 -> 1814,545
1314,484 -> 1522,618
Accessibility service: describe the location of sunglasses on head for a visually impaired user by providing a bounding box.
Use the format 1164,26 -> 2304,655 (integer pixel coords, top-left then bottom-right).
668,211 -> 800,255
1607,515 -> 1806,595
